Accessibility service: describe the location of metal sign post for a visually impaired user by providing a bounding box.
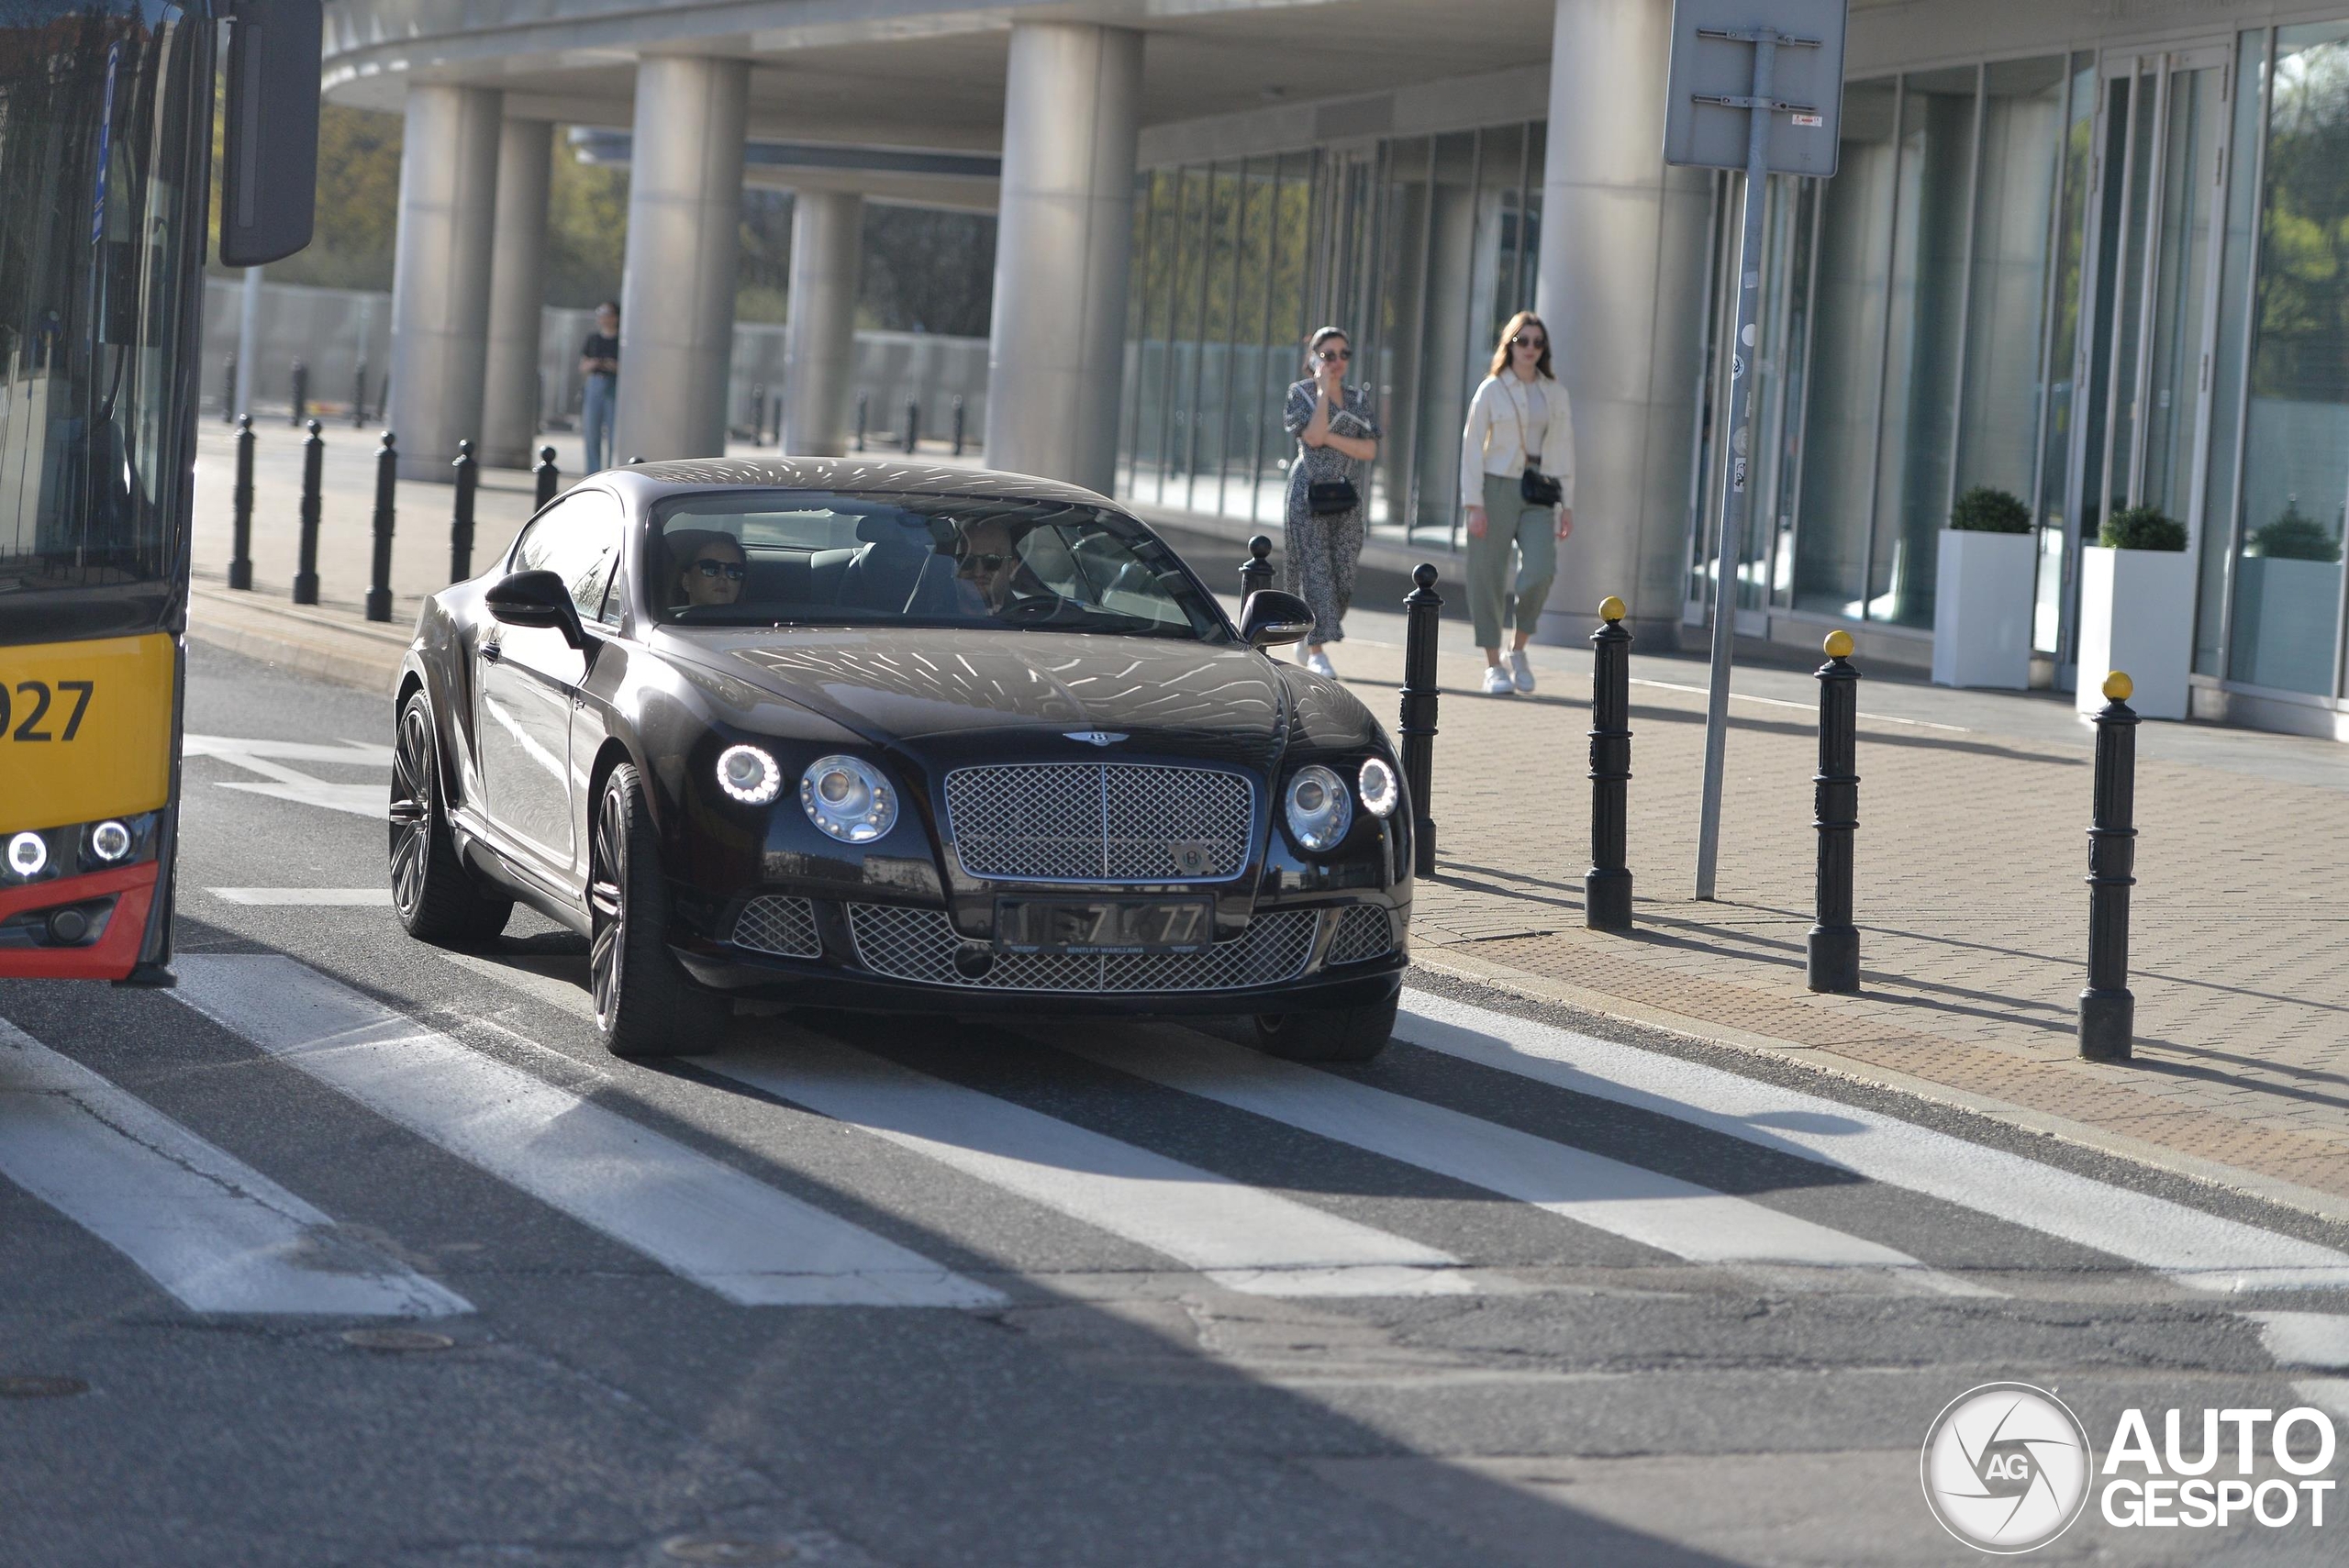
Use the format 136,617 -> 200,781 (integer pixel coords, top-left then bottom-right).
1664,0 -> 1846,899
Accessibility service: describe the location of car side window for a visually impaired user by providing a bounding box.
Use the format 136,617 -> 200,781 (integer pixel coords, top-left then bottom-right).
510,494 -> 624,624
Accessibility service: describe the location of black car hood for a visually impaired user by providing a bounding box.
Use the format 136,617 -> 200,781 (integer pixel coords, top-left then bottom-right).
656,627 -> 1379,772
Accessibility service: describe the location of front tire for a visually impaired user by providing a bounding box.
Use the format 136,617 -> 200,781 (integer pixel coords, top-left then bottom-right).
1252,995 -> 1397,1063
589,762 -> 729,1059
390,692 -> 512,947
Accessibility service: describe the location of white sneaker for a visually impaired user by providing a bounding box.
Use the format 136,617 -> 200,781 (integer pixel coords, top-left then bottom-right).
1306,649 -> 1336,679
1482,664 -> 1515,696
1509,650 -> 1535,694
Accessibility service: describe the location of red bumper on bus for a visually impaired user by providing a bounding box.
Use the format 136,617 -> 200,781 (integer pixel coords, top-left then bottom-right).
0,862 -> 159,983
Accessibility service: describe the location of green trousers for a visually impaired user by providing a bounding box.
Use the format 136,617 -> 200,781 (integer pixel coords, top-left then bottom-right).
1467,472 -> 1557,649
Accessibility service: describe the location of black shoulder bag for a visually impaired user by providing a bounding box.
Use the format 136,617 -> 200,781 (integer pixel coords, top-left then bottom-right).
1308,479 -> 1360,515
1514,379 -> 1563,506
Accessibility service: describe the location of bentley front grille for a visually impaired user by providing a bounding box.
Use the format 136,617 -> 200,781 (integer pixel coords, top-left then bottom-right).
1324,905 -> 1396,966
846,903 -> 1316,993
729,895 -> 822,959
942,762 -> 1253,884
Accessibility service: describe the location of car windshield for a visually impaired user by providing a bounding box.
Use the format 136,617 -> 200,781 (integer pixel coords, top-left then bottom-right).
651,491 -> 1230,642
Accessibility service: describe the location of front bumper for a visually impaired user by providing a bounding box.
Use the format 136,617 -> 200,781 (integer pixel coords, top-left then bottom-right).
671,894 -> 1406,1016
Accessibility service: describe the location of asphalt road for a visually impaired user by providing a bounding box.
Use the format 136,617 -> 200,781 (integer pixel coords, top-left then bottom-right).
4,642 -> 2347,1567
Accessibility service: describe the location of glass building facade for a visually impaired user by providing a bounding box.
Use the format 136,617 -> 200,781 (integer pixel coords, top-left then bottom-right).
1119,21 -> 2349,737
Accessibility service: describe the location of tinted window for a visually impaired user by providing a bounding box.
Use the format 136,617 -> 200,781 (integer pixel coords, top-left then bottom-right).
512,492 -> 622,621
650,491 -> 1229,642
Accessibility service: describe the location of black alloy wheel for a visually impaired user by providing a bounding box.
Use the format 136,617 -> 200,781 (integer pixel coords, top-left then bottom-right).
1252,994 -> 1397,1063
389,692 -> 512,946
588,762 -> 728,1059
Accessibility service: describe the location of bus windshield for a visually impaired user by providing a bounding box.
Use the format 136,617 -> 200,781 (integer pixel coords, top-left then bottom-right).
0,1 -> 212,643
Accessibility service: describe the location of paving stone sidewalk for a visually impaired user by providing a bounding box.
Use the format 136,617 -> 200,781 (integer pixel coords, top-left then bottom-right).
1317,627 -> 2349,1220
180,421 -> 2349,1218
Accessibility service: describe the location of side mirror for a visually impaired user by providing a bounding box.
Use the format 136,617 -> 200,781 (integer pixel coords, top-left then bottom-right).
218,0 -> 322,267
1240,589 -> 1315,651
485,570 -> 588,650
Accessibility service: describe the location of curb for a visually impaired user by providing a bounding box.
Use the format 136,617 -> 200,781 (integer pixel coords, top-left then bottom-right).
1411,944 -> 2349,1227
186,584 -> 407,694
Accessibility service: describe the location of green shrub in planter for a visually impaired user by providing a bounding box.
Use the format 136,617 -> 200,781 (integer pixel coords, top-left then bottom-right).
2247,500 -> 2342,562
1949,486 -> 2032,534
2099,506 -> 2186,551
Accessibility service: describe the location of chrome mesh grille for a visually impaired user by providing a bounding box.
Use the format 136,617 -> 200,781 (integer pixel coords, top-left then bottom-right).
943,763 -> 1252,883
1325,906 -> 1395,966
730,895 -> 821,959
846,904 -> 1315,993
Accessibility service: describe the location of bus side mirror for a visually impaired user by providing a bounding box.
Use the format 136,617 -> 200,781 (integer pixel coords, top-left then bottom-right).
485,571 -> 589,651
218,0 -> 322,268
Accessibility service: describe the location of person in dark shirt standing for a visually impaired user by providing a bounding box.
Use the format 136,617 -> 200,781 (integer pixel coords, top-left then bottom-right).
579,301 -> 619,473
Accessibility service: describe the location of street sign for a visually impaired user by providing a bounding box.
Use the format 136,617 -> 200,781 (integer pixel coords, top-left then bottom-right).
1664,0 -> 1847,176
1664,0 -> 1848,901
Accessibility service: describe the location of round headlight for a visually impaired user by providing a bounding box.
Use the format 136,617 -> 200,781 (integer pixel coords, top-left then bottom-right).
1284,764 -> 1353,853
1357,758 -> 1399,819
799,755 -> 897,843
89,820 -> 133,862
716,744 -> 782,806
6,831 -> 47,878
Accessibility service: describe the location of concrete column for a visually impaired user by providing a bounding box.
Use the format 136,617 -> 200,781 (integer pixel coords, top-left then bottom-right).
983,22 -> 1142,493
616,56 -> 750,462
388,84 -> 503,479
1532,0 -> 1709,648
482,118 -> 553,471
781,191 -> 863,456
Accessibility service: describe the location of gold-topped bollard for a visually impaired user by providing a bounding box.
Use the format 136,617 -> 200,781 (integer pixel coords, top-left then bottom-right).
1585,596 -> 1634,931
2079,669 -> 2139,1061
1807,629 -> 1861,993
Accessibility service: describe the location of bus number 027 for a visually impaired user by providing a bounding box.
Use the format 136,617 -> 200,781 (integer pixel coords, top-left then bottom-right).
0,681 -> 95,742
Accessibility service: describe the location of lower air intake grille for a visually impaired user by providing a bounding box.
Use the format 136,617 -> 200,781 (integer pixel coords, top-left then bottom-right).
1324,906 -> 1396,966
730,895 -> 821,959
846,904 -> 1317,993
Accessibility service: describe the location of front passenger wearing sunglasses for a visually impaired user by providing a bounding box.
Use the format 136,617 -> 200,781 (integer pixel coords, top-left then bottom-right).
676,532 -> 748,608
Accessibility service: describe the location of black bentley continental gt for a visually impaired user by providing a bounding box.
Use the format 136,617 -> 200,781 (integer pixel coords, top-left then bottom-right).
389,459 -> 1411,1061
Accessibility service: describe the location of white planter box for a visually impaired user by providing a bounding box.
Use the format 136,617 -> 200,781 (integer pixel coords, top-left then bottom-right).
1931,529 -> 2036,689
2076,544 -> 2193,720
2232,555 -> 2343,695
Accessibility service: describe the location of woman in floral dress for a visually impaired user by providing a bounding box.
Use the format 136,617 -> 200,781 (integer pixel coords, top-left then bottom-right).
1281,326 -> 1380,676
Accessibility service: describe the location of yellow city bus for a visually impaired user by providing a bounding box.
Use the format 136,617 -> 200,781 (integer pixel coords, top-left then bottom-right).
0,0 -> 317,983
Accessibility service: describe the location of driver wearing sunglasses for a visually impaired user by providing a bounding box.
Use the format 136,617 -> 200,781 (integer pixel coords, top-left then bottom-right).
677,532 -> 748,608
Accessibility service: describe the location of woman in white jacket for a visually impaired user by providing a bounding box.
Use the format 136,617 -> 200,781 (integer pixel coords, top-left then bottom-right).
1459,311 -> 1575,695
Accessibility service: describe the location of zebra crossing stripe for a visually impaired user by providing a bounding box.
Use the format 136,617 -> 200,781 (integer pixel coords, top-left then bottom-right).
1060,1027 -> 1989,1292
703,1035 -> 1475,1298
172,955 -> 1004,1308
1397,991 -> 2349,1293
0,1017 -> 469,1318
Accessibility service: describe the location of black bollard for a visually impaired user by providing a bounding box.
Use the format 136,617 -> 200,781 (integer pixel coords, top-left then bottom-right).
750,384 -> 766,445
1807,630 -> 1861,992
288,359 -> 308,427
364,431 -> 397,623
2078,671 -> 2140,1062
901,397 -> 918,454
534,445 -> 559,508
1586,595 -> 1634,932
351,360 -> 369,427
1398,563 -> 1442,878
292,418 -> 323,605
221,353 -> 238,422
449,439 -> 478,584
952,395 -> 966,457
1240,535 -> 1275,603
228,415 -> 256,589
853,392 -> 868,452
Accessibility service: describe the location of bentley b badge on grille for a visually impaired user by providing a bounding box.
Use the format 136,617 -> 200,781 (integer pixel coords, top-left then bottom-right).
1063,730 -> 1129,747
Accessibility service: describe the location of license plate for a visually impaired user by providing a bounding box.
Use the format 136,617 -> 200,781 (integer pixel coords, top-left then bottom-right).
994,897 -> 1215,955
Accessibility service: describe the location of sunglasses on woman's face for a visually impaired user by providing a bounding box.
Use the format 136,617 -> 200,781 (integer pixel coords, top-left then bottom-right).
1317,347 -> 1352,362
1512,335 -> 1546,350
693,558 -> 747,581
959,551 -> 1007,574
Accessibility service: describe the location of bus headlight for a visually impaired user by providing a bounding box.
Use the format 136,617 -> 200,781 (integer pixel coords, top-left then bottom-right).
88,821 -> 133,862
1284,765 -> 1353,852
6,832 -> 47,878
799,755 -> 896,843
